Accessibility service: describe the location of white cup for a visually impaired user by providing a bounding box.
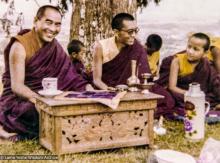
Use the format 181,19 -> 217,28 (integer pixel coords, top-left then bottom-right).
42,77 -> 58,91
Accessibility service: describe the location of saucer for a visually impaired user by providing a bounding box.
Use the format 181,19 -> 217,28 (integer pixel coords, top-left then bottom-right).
116,84 -> 128,91
128,87 -> 139,92
38,90 -> 63,97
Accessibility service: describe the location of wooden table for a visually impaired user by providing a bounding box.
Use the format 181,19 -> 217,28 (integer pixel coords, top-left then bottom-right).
36,92 -> 163,155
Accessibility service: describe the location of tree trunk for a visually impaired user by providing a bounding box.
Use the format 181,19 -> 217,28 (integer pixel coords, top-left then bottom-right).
69,0 -> 137,67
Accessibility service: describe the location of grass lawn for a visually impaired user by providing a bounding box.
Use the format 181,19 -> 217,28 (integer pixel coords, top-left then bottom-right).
0,120 -> 220,163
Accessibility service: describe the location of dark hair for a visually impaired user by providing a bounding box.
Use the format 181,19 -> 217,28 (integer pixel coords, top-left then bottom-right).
146,34 -> 162,51
36,5 -> 62,20
191,33 -> 210,51
111,13 -> 134,30
67,39 -> 84,55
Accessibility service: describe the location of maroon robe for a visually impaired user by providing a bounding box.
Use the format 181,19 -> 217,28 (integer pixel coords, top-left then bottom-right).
150,83 -> 176,119
155,54 -> 220,118
101,39 -> 151,87
98,39 -> 174,119
0,30 -> 88,139
72,59 -> 92,82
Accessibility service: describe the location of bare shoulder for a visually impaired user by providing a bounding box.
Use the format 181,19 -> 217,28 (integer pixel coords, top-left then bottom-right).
9,41 -> 26,60
170,56 -> 180,72
171,56 -> 179,65
93,41 -> 103,58
93,41 -> 102,51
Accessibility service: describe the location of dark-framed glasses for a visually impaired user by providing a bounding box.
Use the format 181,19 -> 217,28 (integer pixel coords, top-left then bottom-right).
120,27 -> 140,35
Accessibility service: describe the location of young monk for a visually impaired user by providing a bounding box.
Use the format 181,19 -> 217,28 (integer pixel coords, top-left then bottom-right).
169,33 -> 210,94
145,34 -> 162,76
167,33 -> 220,116
67,39 -> 92,82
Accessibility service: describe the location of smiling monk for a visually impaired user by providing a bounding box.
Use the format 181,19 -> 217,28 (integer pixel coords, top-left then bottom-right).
0,5 -> 92,142
92,13 -> 151,90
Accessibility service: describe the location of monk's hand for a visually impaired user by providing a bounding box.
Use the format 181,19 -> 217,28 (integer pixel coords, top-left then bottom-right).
28,94 -> 40,104
29,97 -> 37,104
85,84 -> 94,91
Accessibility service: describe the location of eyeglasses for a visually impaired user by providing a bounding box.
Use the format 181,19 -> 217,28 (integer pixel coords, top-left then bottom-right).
120,27 -> 140,35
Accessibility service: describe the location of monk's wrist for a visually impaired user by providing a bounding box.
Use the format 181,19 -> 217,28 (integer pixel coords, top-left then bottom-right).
28,95 -> 39,104
29,97 -> 36,104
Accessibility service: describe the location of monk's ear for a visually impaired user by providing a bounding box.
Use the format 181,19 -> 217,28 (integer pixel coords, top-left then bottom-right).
71,52 -> 77,57
187,32 -> 194,39
113,29 -> 119,35
34,17 -> 39,23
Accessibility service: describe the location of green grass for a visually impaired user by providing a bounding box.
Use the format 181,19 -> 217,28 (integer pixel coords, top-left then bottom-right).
1,121 -> 220,163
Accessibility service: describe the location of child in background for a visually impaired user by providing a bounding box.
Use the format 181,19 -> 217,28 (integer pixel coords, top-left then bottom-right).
67,39 -> 92,82
145,34 -> 163,77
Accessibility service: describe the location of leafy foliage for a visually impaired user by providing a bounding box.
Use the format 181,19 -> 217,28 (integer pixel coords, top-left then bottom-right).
1,0 -> 161,10
58,0 -> 161,11
0,0 -> 9,2
137,0 -> 161,8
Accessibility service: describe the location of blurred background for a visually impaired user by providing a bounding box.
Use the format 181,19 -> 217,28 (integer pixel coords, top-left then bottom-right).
1,0 -> 220,65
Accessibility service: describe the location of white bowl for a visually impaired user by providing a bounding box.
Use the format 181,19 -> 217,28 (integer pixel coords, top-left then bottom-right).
154,149 -> 196,163
153,126 -> 166,135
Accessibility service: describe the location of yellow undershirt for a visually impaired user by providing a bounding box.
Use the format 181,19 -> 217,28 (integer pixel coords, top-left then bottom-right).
148,51 -> 160,75
176,53 -> 195,77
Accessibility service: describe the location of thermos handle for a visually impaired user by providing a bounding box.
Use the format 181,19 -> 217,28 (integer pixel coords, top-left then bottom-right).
205,101 -> 210,115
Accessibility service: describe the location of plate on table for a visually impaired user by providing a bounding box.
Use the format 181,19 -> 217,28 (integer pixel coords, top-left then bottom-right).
38,90 -> 63,97
116,84 -> 128,91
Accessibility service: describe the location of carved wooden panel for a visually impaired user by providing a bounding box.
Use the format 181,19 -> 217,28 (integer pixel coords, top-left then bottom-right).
36,92 -> 161,154
60,110 -> 148,151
